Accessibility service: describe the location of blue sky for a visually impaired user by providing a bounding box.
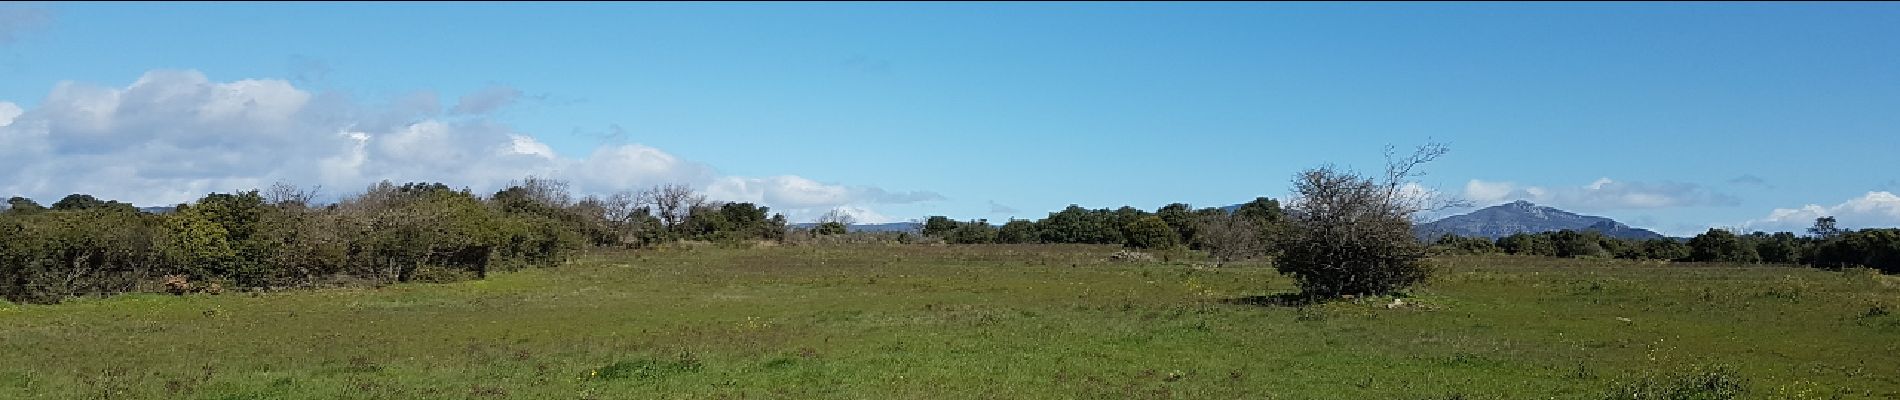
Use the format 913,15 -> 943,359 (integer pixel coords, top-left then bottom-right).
1,2 -> 1898,235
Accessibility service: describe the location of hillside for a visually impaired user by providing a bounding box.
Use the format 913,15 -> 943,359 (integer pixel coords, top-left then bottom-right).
1415,200 -> 1665,241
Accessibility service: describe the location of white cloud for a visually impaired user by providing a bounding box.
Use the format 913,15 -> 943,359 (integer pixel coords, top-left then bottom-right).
570,144 -> 717,192
0,70 -> 936,220
1397,182 -> 1438,204
701,175 -> 941,222
0,101 -> 21,127
824,205 -> 897,225
1736,191 -> 1900,233
1460,178 -> 1739,211
1464,179 -> 1516,203
507,134 -> 555,159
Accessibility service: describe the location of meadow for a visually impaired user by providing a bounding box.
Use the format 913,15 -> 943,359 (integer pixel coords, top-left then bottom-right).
1,244 -> 1897,399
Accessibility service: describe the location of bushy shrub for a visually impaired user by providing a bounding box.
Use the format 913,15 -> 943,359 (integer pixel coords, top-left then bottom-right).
1498,233 -> 1557,256
1811,228 -> 1900,273
813,222 -> 847,236
1431,234 -> 1498,255
995,219 -> 1039,244
1276,144 -> 1452,297
1121,215 -> 1179,249
1687,229 -> 1760,263
0,207 -> 162,303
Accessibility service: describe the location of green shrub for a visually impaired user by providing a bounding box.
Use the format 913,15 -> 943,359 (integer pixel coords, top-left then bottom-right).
593,352 -> 703,381
1601,365 -> 1746,400
1123,215 -> 1180,250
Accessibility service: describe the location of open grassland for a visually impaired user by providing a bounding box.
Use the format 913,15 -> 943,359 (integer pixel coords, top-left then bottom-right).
2,245 -> 1898,399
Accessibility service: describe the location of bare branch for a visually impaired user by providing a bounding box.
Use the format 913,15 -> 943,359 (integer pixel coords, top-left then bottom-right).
817,209 -> 856,226
645,184 -> 705,229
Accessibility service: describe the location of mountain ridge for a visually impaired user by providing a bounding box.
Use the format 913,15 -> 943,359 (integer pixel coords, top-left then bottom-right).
1413,200 -> 1665,241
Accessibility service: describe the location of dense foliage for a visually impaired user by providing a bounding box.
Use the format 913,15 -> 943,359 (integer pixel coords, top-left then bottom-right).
0,179 -> 787,304
913,197 -> 1286,258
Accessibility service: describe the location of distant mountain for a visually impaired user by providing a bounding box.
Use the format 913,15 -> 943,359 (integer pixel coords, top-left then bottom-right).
1414,200 -> 1664,241
789,222 -> 921,233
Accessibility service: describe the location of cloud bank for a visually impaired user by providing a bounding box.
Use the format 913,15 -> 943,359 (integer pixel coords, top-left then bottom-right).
1734,191 -> 1900,233
0,70 -> 936,222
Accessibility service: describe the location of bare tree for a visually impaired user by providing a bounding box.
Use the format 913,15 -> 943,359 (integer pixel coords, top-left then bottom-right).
1276,142 -> 1456,297
1378,143 -> 1471,215
601,190 -> 646,225
571,195 -> 610,222
339,180 -> 400,213
645,184 -> 704,229
817,209 -> 857,226
508,175 -> 574,208
811,209 -> 856,236
264,181 -> 322,208
1196,213 -> 1266,262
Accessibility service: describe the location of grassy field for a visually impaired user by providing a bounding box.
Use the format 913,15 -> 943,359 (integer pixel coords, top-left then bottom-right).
2,244 -> 1898,399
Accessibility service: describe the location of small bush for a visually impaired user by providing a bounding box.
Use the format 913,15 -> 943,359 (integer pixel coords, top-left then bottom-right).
1274,143 -> 1455,297
1864,304 -> 1891,318
593,352 -> 703,381
1601,364 -> 1746,400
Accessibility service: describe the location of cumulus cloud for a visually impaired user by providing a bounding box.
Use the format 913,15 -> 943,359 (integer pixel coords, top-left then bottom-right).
702,175 -> 941,220
0,101 -> 20,126
1735,191 -> 1900,233
450,84 -> 523,115
1460,178 -> 1739,211
1397,182 -> 1442,204
0,70 -> 936,221
1463,179 -> 1515,203
823,205 -> 897,225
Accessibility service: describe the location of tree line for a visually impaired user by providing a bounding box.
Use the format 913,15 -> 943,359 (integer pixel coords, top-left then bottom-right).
913,202 -> 1897,276
8,144 -> 1895,304
0,178 -> 787,304
1425,216 -> 1899,274
915,196 -> 1288,259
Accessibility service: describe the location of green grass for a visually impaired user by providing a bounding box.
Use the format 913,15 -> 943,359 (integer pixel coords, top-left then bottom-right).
2,245 -> 1898,399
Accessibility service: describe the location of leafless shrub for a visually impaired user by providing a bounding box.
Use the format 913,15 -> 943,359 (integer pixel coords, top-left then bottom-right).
1276,142 -> 1458,297
644,184 -> 704,230
1196,213 -> 1267,262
